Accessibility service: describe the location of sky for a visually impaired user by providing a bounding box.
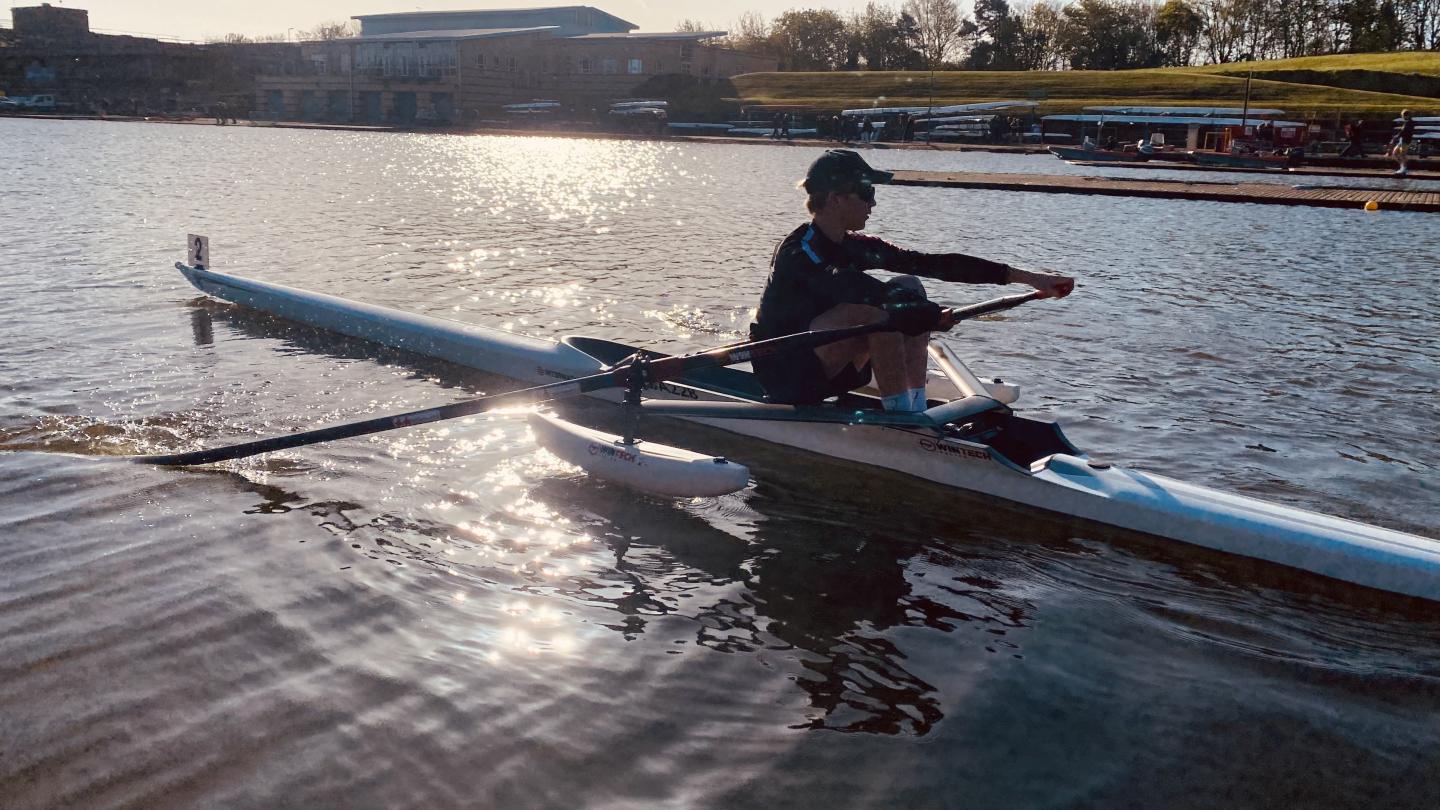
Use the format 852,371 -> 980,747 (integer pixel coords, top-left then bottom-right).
2,0 -> 922,42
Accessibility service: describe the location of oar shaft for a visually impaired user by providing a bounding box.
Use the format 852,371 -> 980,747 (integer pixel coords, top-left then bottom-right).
137,291 -> 1042,467
137,369 -> 619,466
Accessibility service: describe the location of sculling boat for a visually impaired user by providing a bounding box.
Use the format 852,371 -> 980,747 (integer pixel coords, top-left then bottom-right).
1188,150 -> 1300,170
1048,145 -> 1144,163
165,256 -> 1440,603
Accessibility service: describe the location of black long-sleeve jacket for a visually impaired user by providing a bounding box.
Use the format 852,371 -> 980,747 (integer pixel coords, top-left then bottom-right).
753,222 -> 1012,340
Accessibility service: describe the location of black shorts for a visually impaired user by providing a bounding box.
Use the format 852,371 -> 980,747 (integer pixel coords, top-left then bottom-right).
750,328 -> 873,404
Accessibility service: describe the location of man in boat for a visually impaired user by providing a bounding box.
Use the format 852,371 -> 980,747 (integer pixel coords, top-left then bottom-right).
751,149 -> 1074,412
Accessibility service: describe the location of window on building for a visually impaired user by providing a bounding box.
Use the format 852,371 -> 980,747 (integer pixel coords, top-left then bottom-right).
681,62 -> 691,75
476,52 -> 484,69
702,65 -> 711,77
654,60 -> 662,74
508,56 -> 517,73
492,55 -> 501,69
681,43 -> 695,59
602,58 -> 618,75
580,58 -> 591,74
628,58 -> 643,74
310,55 -> 328,76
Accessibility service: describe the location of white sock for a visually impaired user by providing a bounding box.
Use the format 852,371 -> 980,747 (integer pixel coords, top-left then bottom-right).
908,388 -> 927,410
882,392 -> 915,412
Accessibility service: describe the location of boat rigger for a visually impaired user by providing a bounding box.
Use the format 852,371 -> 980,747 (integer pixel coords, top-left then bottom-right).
149,245 -> 1440,603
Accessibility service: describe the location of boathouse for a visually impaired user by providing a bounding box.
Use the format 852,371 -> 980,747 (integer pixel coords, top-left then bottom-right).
253,5 -> 776,125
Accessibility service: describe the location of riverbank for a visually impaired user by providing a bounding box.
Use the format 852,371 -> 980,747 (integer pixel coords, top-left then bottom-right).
0,110 -> 1049,154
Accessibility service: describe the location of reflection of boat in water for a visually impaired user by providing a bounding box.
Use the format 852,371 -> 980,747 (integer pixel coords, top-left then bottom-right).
1048,145 -> 1145,163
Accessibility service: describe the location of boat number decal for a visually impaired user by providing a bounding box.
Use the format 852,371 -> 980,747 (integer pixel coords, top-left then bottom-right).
729,350 -> 753,362
537,367 -> 574,381
647,381 -> 699,400
918,437 -> 990,461
589,443 -> 640,464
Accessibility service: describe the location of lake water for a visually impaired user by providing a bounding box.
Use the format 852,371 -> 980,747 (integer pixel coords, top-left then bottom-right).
2,118 -> 1439,809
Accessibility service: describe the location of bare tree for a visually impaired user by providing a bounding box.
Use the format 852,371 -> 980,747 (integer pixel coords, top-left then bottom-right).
720,11 -> 774,55
675,19 -> 714,33
304,20 -> 360,40
901,0 -> 966,66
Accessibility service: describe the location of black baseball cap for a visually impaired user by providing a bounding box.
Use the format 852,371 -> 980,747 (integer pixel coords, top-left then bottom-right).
802,149 -> 894,194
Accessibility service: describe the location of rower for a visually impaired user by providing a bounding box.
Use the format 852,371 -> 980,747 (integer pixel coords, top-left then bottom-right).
750,149 -> 1074,412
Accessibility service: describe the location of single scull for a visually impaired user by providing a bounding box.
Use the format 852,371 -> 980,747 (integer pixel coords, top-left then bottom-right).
161,255 -> 1440,603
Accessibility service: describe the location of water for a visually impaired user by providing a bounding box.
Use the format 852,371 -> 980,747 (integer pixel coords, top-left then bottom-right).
2,118 -> 1439,809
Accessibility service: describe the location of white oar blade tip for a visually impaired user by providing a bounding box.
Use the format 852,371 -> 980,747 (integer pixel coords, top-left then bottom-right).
528,412 -> 749,498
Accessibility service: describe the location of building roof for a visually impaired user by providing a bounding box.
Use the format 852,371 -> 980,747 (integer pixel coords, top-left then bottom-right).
567,31 -> 726,40
1083,105 -> 1287,117
356,27 -> 557,42
352,6 -> 636,30
1046,113 -> 1306,128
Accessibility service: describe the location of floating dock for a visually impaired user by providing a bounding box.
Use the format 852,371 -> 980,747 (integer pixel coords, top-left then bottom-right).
889,169 -> 1440,212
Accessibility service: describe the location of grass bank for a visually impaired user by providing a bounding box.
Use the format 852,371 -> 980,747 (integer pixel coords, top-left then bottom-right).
732,58 -> 1439,118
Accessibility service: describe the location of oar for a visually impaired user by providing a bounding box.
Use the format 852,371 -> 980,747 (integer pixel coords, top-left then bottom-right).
133,319 -> 894,467
135,291 -> 1044,467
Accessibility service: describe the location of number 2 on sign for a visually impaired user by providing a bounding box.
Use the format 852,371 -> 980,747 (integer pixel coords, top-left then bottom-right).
187,234 -> 209,268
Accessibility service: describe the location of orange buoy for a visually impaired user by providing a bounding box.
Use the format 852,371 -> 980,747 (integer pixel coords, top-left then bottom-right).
1364,200 -> 1380,211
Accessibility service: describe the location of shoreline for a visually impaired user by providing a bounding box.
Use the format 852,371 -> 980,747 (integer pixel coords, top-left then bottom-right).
0,111 -> 1049,154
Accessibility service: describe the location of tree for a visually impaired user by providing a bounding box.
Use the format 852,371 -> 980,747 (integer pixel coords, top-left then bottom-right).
1197,0 -> 1247,63
1057,0 -> 1163,68
847,3 -> 926,69
1017,2 -> 1069,70
675,19 -> 713,33
901,0 -> 966,67
304,20 -> 359,40
1155,0 -> 1204,64
770,9 -> 850,70
719,11 -> 775,57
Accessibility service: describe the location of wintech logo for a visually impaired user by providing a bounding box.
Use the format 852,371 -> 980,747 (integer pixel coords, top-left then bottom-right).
537,366 -> 573,381
918,437 -> 990,461
589,443 -> 640,465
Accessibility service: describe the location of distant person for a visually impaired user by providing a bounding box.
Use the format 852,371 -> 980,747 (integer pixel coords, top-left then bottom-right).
781,113 -> 791,140
1390,109 -> 1416,176
1341,119 -> 1365,158
861,116 -> 873,144
772,112 -> 783,139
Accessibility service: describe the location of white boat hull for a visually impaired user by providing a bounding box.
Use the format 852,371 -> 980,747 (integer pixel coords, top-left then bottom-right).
175,263 -> 1440,602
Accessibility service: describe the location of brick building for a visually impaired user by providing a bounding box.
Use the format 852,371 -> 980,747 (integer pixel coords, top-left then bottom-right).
1,3 -> 292,114
255,5 -> 777,124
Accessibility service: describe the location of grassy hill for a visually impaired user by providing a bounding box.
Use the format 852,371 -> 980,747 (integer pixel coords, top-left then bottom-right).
1176,51 -> 1440,99
732,58 -> 1440,118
